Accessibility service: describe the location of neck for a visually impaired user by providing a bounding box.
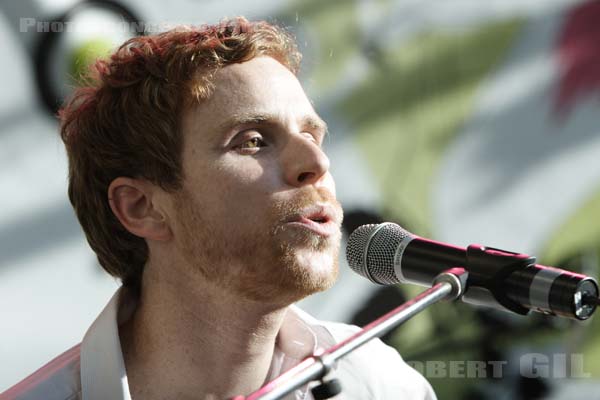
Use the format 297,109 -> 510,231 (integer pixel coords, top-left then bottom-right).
120,261 -> 288,400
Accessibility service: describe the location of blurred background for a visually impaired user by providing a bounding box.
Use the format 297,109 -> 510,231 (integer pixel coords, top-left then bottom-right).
1,0 -> 599,398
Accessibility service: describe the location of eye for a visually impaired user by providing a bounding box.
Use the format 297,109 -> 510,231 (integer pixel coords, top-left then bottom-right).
236,136 -> 267,153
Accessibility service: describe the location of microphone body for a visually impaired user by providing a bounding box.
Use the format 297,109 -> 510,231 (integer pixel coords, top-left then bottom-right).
346,223 -> 598,320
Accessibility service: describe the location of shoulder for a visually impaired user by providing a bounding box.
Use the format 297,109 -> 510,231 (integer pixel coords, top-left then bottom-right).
317,321 -> 436,400
0,344 -> 82,400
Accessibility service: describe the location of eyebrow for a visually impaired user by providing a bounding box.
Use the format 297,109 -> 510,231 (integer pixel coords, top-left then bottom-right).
218,112 -> 329,138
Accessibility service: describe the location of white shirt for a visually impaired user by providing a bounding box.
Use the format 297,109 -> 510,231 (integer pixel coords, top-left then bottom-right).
1,288 -> 436,400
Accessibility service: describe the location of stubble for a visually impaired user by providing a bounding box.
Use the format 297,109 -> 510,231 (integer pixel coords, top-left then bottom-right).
172,186 -> 343,305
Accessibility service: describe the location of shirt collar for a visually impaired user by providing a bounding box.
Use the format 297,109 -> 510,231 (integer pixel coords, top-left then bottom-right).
80,287 -> 132,400
80,287 -> 337,400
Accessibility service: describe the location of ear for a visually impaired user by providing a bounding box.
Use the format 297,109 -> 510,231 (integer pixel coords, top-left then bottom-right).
108,177 -> 172,241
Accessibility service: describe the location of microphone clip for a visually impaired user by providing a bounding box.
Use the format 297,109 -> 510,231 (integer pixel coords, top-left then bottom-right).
461,245 -> 535,315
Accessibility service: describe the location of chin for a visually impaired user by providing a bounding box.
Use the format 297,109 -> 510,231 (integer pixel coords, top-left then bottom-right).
224,235 -> 341,304
235,247 -> 338,305
285,248 -> 340,296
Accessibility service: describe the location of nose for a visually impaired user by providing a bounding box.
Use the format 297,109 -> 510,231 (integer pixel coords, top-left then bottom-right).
282,134 -> 330,187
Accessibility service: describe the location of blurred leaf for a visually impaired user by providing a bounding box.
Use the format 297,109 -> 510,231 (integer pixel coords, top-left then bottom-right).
339,18 -> 524,235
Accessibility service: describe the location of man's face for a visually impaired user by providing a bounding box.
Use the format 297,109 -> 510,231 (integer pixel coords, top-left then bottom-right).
169,56 -> 343,305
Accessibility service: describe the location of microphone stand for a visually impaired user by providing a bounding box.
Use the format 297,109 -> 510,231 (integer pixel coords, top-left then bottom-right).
231,267 -> 469,400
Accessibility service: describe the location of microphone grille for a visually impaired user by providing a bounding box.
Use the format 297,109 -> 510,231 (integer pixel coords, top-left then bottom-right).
346,222 -> 411,285
346,224 -> 378,279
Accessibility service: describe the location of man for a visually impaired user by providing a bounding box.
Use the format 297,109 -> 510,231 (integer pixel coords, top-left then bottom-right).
2,18 -> 435,400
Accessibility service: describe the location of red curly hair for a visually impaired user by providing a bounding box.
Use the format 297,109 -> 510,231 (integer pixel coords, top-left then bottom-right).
59,17 -> 301,290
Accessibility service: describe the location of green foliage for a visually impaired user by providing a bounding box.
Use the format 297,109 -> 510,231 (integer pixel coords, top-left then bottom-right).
69,38 -> 113,84
340,19 -> 524,235
278,0 -> 362,91
541,185 -> 600,268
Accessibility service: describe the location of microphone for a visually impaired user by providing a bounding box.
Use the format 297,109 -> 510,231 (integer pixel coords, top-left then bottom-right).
346,222 -> 599,320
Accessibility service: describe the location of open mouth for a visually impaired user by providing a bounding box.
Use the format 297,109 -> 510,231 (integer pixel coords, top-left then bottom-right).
285,205 -> 339,237
300,208 -> 332,225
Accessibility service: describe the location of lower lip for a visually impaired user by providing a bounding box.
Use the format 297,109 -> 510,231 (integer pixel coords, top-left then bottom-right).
285,217 -> 339,237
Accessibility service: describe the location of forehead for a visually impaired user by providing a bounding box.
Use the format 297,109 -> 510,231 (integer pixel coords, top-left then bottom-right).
213,56 -> 307,108
185,57 -> 318,133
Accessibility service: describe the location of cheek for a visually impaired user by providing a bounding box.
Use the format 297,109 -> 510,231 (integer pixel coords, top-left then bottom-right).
321,172 -> 337,196
218,157 -> 281,196
182,155 -> 283,221
207,164 -> 277,214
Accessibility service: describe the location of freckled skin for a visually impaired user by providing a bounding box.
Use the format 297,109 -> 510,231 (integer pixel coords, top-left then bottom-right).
170,56 -> 343,305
